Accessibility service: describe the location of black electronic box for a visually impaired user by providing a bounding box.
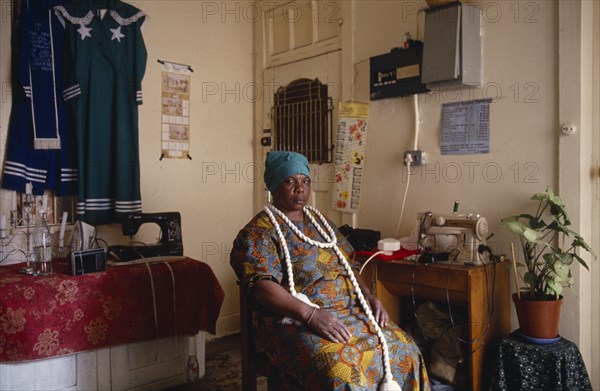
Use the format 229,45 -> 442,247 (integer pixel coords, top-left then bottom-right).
370,41 -> 430,100
68,248 -> 107,276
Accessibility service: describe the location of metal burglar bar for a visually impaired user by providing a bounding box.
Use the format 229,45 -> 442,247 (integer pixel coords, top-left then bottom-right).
271,78 -> 333,163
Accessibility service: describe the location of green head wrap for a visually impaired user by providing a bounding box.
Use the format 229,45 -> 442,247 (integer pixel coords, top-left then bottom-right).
264,151 -> 310,194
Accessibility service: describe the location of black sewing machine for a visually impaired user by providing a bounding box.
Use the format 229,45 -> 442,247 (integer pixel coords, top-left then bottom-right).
108,212 -> 184,262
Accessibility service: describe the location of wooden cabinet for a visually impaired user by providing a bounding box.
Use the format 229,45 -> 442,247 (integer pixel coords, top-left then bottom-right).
367,260 -> 511,391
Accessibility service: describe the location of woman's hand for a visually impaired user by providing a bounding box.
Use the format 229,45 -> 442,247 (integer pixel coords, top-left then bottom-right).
366,294 -> 389,328
306,308 -> 351,344
252,281 -> 351,343
351,269 -> 390,328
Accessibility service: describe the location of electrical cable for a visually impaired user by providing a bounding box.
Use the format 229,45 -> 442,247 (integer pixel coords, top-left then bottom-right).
410,259 -> 430,343
413,94 -> 420,150
408,247 -> 498,365
394,161 -> 411,238
143,259 -> 179,360
0,234 -> 22,264
93,237 -> 109,249
417,212 -> 432,252
0,247 -> 20,264
359,250 -> 384,275
394,94 -> 421,239
444,252 -> 496,353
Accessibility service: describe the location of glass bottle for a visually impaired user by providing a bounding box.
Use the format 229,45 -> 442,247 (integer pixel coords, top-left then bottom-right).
32,211 -> 54,276
186,354 -> 199,383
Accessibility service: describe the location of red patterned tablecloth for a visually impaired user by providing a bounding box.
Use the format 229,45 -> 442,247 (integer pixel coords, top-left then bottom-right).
0,257 -> 224,362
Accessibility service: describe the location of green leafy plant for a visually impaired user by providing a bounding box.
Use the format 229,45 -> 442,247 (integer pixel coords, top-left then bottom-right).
501,187 -> 596,300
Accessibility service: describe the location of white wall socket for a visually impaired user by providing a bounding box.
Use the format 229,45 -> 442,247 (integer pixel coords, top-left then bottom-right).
404,150 -> 426,166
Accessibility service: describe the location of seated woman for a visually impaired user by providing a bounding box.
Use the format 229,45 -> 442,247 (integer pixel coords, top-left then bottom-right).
230,151 -> 430,391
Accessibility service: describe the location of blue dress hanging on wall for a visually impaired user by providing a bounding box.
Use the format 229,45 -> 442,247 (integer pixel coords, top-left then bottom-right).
2,0 -> 78,196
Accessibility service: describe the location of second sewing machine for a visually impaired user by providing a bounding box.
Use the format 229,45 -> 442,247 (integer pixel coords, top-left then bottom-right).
108,212 -> 184,262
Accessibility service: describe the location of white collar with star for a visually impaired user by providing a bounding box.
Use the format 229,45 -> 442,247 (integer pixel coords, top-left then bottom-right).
54,5 -> 146,28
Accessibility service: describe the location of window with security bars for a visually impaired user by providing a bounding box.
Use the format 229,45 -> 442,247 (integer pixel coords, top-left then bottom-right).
271,78 -> 333,163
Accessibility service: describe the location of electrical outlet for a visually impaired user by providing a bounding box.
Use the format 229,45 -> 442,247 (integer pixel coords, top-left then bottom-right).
404,150 -> 426,166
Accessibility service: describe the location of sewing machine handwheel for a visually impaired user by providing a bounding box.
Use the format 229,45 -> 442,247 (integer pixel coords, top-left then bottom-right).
475,218 -> 488,241
434,216 -> 446,226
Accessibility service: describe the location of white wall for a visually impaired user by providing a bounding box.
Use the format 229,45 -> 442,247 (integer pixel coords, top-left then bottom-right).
343,0 -> 597,385
105,0 -> 256,336
351,0 -> 557,243
345,0 -> 560,340
348,0 -> 559,321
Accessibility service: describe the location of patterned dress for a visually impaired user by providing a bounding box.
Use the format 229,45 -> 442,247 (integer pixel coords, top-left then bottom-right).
231,210 -> 430,390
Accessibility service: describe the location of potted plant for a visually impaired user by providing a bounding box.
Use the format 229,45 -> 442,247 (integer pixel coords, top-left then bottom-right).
501,186 -> 596,338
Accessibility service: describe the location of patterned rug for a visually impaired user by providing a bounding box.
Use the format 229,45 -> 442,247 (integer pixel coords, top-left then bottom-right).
196,350 -> 267,391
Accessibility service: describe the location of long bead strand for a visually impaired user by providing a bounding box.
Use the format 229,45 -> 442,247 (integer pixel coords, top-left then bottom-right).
264,204 -> 401,390
263,206 -> 319,327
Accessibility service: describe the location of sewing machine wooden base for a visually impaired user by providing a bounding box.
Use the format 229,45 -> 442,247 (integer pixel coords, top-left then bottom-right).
363,259 -> 511,391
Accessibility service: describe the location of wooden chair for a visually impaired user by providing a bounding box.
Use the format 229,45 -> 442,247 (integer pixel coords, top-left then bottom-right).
238,281 -> 269,391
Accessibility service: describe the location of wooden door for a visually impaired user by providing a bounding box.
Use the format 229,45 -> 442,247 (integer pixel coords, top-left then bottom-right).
253,0 -> 343,224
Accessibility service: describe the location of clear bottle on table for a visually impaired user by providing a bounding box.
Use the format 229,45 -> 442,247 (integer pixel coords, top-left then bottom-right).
32,210 -> 54,276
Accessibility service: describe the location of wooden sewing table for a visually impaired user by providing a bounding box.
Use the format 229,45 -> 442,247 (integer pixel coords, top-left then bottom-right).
363,259 -> 511,391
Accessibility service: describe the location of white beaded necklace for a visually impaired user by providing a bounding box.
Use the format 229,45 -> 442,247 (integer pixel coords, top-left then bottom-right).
263,204 -> 402,391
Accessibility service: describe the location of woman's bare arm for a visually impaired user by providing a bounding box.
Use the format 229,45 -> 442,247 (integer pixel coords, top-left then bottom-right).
252,280 -> 351,343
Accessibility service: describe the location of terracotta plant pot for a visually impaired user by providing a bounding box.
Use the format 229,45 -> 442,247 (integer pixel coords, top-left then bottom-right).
512,293 -> 563,339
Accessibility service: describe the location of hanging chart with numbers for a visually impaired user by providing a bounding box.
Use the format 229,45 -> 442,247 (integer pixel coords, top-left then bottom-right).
160,60 -> 192,159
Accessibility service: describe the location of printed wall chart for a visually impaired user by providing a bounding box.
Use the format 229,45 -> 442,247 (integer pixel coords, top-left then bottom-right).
332,102 -> 369,213
440,98 -> 492,155
160,61 -> 192,159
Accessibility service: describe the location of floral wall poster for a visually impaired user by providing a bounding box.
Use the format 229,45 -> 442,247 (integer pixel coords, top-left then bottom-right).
160,61 -> 192,159
332,102 -> 369,213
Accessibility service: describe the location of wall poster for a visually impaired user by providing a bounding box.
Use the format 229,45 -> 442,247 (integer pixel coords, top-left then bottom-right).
440,98 -> 492,155
160,60 -> 192,159
332,102 -> 369,213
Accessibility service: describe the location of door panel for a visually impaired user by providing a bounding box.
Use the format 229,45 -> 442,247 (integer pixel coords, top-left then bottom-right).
260,52 -> 342,225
